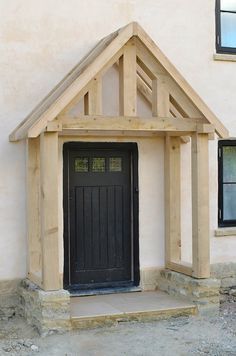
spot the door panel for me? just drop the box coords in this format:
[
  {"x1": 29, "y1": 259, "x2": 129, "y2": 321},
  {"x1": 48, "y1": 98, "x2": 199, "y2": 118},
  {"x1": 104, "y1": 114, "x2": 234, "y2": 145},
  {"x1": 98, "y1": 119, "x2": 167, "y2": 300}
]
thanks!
[{"x1": 63, "y1": 143, "x2": 139, "y2": 290}]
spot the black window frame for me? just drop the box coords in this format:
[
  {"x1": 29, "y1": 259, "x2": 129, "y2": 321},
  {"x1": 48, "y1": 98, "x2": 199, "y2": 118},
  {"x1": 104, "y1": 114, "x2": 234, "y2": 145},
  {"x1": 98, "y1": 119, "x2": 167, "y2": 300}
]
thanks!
[
  {"x1": 216, "y1": 0, "x2": 236, "y2": 54},
  {"x1": 218, "y1": 140, "x2": 236, "y2": 227}
]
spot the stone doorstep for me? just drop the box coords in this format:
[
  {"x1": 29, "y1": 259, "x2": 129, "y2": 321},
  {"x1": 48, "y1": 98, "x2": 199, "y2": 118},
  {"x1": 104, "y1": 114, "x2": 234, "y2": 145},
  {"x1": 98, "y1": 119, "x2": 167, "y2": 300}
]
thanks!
[
  {"x1": 69, "y1": 291, "x2": 197, "y2": 330},
  {"x1": 18, "y1": 280, "x2": 197, "y2": 334},
  {"x1": 2, "y1": 266, "x2": 236, "y2": 332},
  {"x1": 71, "y1": 306, "x2": 197, "y2": 330},
  {"x1": 36, "y1": 307, "x2": 197, "y2": 334},
  {"x1": 13, "y1": 271, "x2": 236, "y2": 334}
]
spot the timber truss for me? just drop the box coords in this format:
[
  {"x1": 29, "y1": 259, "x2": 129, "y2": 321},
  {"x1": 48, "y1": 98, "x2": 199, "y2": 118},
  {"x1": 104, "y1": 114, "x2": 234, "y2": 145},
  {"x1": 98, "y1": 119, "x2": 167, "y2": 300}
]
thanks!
[{"x1": 10, "y1": 22, "x2": 228, "y2": 291}]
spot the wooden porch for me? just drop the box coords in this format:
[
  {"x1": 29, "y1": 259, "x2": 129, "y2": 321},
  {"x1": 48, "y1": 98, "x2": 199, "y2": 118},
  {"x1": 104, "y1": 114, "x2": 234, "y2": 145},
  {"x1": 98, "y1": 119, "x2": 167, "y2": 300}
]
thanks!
[{"x1": 9, "y1": 22, "x2": 228, "y2": 292}]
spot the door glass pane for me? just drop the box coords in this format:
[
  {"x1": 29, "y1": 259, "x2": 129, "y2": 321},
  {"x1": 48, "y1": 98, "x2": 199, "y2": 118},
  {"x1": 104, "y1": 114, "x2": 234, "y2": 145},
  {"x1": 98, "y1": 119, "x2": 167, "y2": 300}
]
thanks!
[
  {"x1": 75, "y1": 158, "x2": 88, "y2": 172},
  {"x1": 92, "y1": 158, "x2": 105, "y2": 172},
  {"x1": 109, "y1": 157, "x2": 122, "y2": 172},
  {"x1": 221, "y1": 0, "x2": 236, "y2": 11},
  {"x1": 221, "y1": 12, "x2": 236, "y2": 47},
  {"x1": 223, "y1": 184, "x2": 236, "y2": 220},
  {"x1": 223, "y1": 146, "x2": 236, "y2": 182}
]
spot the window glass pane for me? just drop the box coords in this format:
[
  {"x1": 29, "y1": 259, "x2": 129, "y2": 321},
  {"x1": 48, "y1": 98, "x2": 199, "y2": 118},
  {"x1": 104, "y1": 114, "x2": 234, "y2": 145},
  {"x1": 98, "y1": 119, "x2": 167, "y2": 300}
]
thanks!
[
  {"x1": 223, "y1": 184, "x2": 236, "y2": 220},
  {"x1": 221, "y1": 12, "x2": 236, "y2": 47},
  {"x1": 223, "y1": 146, "x2": 236, "y2": 182},
  {"x1": 92, "y1": 158, "x2": 105, "y2": 172},
  {"x1": 109, "y1": 157, "x2": 122, "y2": 172},
  {"x1": 75, "y1": 158, "x2": 88, "y2": 172},
  {"x1": 221, "y1": 0, "x2": 236, "y2": 11}
]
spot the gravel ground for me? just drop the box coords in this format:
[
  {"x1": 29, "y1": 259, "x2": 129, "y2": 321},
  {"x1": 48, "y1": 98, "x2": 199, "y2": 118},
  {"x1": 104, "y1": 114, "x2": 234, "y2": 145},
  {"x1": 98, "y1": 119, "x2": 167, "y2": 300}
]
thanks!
[{"x1": 0, "y1": 302, "x2": 235, "y2": 356}]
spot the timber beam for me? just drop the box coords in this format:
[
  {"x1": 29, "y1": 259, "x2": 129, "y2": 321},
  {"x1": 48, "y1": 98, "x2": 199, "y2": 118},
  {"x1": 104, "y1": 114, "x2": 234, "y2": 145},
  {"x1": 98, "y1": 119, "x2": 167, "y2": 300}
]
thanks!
[{"x1": 55, "y1": 115, "x2": 214, "y2": 135}]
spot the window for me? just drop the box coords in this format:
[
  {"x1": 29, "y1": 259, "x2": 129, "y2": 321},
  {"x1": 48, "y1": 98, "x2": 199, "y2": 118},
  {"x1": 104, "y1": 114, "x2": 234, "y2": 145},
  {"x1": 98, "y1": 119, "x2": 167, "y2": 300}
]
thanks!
[
  {"x1": 216, "y1": 0, "x2": 236, "y2": 53},
  {"x1": 92, "y1": 157, "x2": 106, "y2": 172},
  {"x1": 109, "y1": 157, "x2": 122, "y2": 172},
  {"x1": 75, "y1": 158, "x2": 89, "y2": 172},
  {"x1": 218, "y1": 141, "x2": 236, "y2": 226}
]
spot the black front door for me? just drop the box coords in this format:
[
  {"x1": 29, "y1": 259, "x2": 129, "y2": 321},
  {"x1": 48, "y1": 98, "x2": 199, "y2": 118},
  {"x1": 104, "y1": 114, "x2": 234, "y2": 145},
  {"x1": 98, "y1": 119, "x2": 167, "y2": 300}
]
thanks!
[{"x1": 63, "y1": 143, "x2": 139, "y2": 290}]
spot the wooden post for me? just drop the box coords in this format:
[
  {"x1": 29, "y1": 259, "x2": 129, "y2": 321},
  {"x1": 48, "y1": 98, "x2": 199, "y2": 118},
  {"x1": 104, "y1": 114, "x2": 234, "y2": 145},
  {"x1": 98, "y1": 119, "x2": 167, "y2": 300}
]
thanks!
[
  {"x1": 119, "y1": 40, "x2": 137, "y2": 116},
  {"x1": 84, "y1": 78, "x2": 102, "y2": 115},
  {"x1": 27, "y1": 137, "x2": 42, "y2": 286},
  {"x1": 165, "y1": 136, "x2": 181, "y2": 265},
  {"x1": 191, "y1": 133, "x2": 210, "y2": 278},
  {"x1": 155, "y1": 74, "x2": 182, "y2": 266},
  {"x1": 40, "y1": 132, "x2": 61, "y2": 290}
]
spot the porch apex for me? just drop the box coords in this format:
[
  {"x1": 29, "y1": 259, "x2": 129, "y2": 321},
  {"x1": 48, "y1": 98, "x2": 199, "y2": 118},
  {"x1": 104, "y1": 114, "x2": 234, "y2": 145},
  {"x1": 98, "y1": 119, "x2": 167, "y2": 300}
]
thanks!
[{"x1": 9, "y1": 22, "x2": 228, "y2": 142}]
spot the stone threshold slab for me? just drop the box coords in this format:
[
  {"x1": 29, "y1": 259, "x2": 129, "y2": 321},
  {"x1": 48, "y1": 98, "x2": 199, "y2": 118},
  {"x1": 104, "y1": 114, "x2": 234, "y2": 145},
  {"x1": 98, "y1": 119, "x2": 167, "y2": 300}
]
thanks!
[{"x1": 70, "y1": 291, "x2": 197, "y2": 329}]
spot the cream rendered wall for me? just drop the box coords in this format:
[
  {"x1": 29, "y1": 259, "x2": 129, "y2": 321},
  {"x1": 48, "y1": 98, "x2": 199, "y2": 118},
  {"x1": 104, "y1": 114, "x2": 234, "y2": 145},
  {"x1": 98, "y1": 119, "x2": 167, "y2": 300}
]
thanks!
[{"x1": 1, "y1": 0, "x2": 236, "y2": 280}]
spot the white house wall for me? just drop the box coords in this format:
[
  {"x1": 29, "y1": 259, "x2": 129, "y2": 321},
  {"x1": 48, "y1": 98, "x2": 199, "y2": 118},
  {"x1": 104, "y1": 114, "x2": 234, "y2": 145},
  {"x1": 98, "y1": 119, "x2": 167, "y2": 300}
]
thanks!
[{"x1": 1, "y1": 0, "x2": 236, "y2": 281}]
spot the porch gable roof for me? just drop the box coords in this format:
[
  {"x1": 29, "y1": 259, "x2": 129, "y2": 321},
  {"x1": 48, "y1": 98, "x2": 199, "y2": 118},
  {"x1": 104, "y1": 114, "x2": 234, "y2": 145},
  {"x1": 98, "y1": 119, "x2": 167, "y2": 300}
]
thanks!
[{"x1": 9, "y1": 22, "x2": 228, "y2": 141}]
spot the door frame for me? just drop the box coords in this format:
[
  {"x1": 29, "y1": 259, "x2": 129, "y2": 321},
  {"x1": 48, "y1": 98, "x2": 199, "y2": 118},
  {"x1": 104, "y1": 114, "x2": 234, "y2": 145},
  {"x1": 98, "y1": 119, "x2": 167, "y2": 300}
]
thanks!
[{"x1": 63, "y1": 142, "x2": 140, "y2": 290}]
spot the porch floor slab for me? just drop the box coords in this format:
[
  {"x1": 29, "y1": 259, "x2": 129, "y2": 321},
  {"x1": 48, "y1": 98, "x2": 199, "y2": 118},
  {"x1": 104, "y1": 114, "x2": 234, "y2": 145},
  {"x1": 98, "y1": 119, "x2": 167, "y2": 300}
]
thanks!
[{"x1": 70, "y1": 291, "x2": 197, "y2": 329}]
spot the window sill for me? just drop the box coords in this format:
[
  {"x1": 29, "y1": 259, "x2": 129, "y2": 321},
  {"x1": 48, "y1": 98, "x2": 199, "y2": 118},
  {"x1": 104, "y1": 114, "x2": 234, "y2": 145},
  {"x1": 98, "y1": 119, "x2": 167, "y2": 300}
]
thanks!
[
  {"x1": 215, "y1": 227, "x2": 236, "y2": 237},
  {"x1": 213, "y1": 53, "x2": 236, "y2": 62}
]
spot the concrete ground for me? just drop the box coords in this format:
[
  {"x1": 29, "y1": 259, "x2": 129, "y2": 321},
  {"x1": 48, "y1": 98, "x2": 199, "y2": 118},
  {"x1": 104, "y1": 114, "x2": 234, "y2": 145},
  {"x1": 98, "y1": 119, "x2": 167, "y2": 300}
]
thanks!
[{"x1": 0, "y1": 302, "x2": 235, "y2": 356}]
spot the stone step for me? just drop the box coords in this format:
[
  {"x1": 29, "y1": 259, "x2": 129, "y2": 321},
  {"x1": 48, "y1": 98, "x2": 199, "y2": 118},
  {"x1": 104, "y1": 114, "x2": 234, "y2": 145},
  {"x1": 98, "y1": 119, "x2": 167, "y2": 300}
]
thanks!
[{"x1": 70, "y1": 291, "x2": 197, "y2": 330}]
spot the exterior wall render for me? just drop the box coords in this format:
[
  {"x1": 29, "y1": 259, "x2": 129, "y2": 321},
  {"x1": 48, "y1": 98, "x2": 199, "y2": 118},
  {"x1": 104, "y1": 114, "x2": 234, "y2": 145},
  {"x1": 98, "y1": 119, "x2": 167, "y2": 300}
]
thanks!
[{"x1": 0, "y1": 0, "x2": 236, "y2": 282}]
